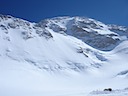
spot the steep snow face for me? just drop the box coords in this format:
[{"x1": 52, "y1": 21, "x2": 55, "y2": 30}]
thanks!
[
  {"x1": 0, "y1": 14, "x2": 106, "y2": 73},
  {"x1": 38, "y1": 16, "x2": 128, "y2": 51}
]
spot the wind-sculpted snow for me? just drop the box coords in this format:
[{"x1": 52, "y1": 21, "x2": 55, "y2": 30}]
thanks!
[{"x1": 117, "y1": 70, "x2": 128, "y2": 77}]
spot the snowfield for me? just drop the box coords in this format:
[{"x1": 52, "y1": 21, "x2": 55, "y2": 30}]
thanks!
[
  {"x1": 0, "y1": 15, "x2": 128, "y2": 96},
  {"x1": 89, "y1": 88, "x2": 128, "y2": 96}
]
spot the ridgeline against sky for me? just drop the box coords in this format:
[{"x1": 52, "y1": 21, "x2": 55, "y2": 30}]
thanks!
[{"x1": 0, "y1": 0, "x2": 128, "y2": 26}]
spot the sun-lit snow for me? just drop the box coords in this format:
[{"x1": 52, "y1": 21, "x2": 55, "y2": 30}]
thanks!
[{"x1": 0, "y1": 15, "x2": 128, "y2": 96}]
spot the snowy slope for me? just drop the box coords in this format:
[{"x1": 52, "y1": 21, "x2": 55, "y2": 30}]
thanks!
[{"x1": 0, "y1": 14, "x2": 128, "y2": 96}]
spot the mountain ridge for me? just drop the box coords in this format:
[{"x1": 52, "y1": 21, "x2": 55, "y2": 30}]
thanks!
[{"x1": 38, "y1": 16, "x2": 128, "y2": 51}]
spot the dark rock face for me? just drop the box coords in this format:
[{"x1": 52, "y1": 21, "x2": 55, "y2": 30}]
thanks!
[{"x1": 70, "y1": 25, "x2": 120, "y2": 51}]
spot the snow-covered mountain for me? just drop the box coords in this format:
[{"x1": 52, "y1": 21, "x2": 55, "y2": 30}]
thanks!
[
  {"x1": 0, "y1": 14, "x2": 128, "y2": 96},
  {"x1": 38, "y1": 16, "x2": 128, "y2": 51}
]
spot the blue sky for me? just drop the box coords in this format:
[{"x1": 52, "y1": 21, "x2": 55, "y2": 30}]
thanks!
[{"x1": 0, "y1": 0, "x2": 128, "y2": 26}]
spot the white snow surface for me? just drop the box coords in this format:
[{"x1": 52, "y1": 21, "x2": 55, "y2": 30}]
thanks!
[{"x1": 0, "y1": 15, "x2": 128, "y2": 96}]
